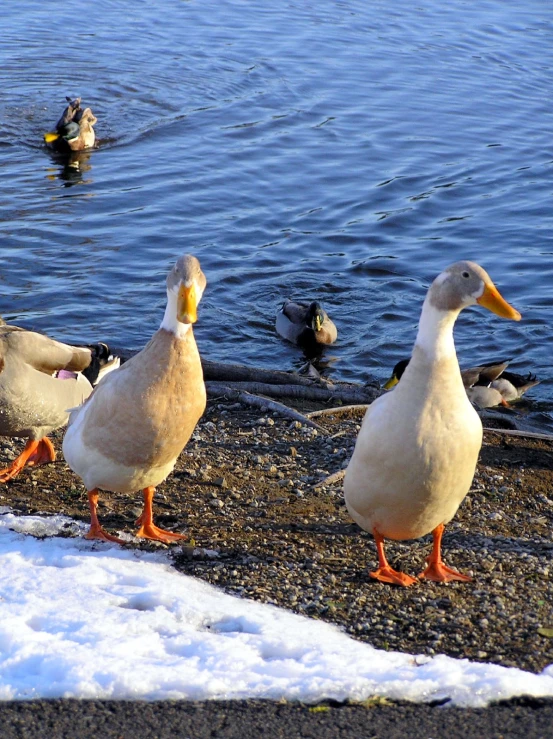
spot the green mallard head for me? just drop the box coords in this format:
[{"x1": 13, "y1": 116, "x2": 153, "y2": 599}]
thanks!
[
  {"x1": 308, "y1": 301, "x2": 325, "y2": 333},
  {"x1": 383, "y1": 358, "x2": 410, "y2": 390}
]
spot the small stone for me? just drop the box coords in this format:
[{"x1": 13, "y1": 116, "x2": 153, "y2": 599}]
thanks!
[{"x1": 210, "y1": 499, "x2": 224, "y2": 509}]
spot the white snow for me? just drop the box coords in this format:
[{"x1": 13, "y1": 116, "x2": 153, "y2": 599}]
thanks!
[{"x1": 0, "y1": 512, "x2": 552, "y2": 706}]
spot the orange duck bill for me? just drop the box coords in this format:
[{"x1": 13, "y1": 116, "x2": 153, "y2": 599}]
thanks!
[{"x1": 477, "y1": 282, "x2": 521, "y2": 321}]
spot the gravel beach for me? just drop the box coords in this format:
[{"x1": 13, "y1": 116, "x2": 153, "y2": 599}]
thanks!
[{"x1": 0, "y1": 396, "x2": 552, "y2": 736}]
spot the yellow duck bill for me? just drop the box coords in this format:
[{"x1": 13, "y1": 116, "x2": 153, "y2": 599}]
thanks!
[
  {"x1": 383, "y1": 374, "x2": 399, "y2": 390},
  {"x1": 177, "y1": 283, "x2": 198, "y2": 324}
]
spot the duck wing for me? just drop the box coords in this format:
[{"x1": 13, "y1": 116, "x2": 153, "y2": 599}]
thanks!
[
  {"x1": 1, "y1": 326, "x2": 92, "y2": 375},
  {"x1": 280, "y1": 300, "x2": 309, "y2": 324}
]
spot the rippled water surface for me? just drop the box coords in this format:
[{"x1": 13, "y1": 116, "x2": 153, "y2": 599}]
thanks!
[{"x1": 1, "y1": 1, "x2": 553, "y2": 423}]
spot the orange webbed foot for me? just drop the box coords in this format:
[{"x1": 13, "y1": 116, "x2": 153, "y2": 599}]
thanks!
[
  {"x1": 370, "y1": 566, "x2": 417, "y2": 587},
  {"x1": 0, "y1": 464, "x2": 24, "y2": 483},
  {"x1": 370, "y1": 528, "x2": 417, "y2": 587},
  {"x1": 135, "y1": 486, "x2": 187, "y2": 543},
  {"x1": 26, "y1": 438, "x2": 56, "y2": 466},
  {"x1": 0, "y1": 438, "x2": 56, "y2": 482},
  {"x1": 135, "y1": 522, "x2": 187, "y2": 543},
  {"x1": 85, "y1": 524, "x2": 126, "y2": 545},
  {"x1": 419, "y1": 561, "x2": 472, "y2": 583},
  {"x1": 419, "y1": 523, "x2": 472, "y2": 583}
]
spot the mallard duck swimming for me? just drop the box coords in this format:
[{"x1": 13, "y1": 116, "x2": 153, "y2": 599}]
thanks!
[
  {"x1": 385, "y1": 358, "x2": 538, "y2": 407},
  {"x1": 276, "y1": 300, "x2": 337, "y2": 350},
  {"x1": 62, "y1": 254, "x2": 207, "y2": 544},
  {"x1": 44, "y1": 97, "x2": 97, "y2": 152},
  {"x1": 344, "y1": 261, "x2": 520, "y2": 587},
  {"x1": 0, "y1": 326, "x2": 118, "y2": 482}
]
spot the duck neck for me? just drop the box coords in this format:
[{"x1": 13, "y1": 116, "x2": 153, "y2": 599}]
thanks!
[
  {"x1": 160, "y1": 290, "x2": 191, "y2": 339},
  {"x1": 414, "y1": 295, "x2": 460, "y2": 363}
]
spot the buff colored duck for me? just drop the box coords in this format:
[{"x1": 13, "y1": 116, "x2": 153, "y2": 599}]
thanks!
[
  {"x1": 344, "y1": 261, "x2": 521, "y2": 587},
  {"x1": 0, "y1": 325, "x2": 118, "y2": 482},
  {"x1": 276, "y1": 300, "x2": 337, "y2": 350},
  {"x1": 44, "y1": 97, "x2": 97, "y2": 152},
  {"x1": 62, "y1": 254, "x2": 207, "y2": 544}
]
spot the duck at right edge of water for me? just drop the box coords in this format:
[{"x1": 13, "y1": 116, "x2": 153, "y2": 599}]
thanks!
[
  {"x1": 384, "y1": 357, "x2": 539, "y2": 408},
  {"x1": 344, "y1": 261, "x2": 521, "y2": 587}
]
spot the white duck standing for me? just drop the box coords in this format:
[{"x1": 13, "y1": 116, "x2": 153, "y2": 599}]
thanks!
[
  {"x1": 344, "y1": 261, "x2": 521, "y2": 586},
  {"x1": 63, "y1": 254, "x2": 207, "y2": 544}
]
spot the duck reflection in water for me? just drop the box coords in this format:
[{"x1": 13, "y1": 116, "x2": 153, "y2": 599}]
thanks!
[{"x1": 46, "y1": 149, "x2": 93, "y2": 188}]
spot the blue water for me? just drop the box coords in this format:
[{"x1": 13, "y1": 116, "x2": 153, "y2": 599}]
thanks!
[{"x1": 1, "y1": 1, "x2": 552, "y2": 421}]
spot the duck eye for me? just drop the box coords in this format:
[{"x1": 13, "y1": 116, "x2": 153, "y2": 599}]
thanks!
[{"x1": 462, "y1": 271, "x2": 470, "y2": 278}]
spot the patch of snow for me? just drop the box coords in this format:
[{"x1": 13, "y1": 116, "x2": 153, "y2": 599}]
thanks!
[{"x1": 0, "y1": 514, "x2": 552, "y2": 706}]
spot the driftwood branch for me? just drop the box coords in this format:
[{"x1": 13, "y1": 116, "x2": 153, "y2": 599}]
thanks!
[
  {"x1": 478, "y1": 408, "x2": 553, "y2": 436},
  {"x1": 307, "y1": 404, "x2": 370, "y2": 418},
  {"x1": 205, "y1": 384, "x2": 327, "y2": 432},
  {"x1": 314, "y1": 469, "x2": 346, "y2": 488},
  {"x1": 206, "y1": 380, "x2": 378, "y2": 405},
  {"x1": 202, "y1": 359, "x2": 325, "y2": 388},
  {"x1": 483, "y1": 427, "x2": 553, "y2": 442}
]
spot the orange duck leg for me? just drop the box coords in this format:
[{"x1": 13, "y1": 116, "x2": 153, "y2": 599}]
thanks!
[
  {"x1": 135, "y1": 486, "x2": 187, "y2": 543},
  {"x1": 85, "y1": 489, "x2": 125, "y2": 544},
  {"x1": 419, "y1": 523, "x2": 472, "y2": 582},
  {"x1": 370, "y1": 529, "x2": 417, "y2": 587},
  {"x1": 0, "y1": 438, "x2": 56, "y2": 482}
]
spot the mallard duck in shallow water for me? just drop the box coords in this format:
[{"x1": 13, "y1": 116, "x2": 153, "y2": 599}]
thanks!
[
  {"x1": 489, "y1": 369, "x2": 540, "y2": 402},
  {"x1": 63, "y1": 254, "x2": 207, "y2": 544},
  {"x1": 344, "y1": 261, "x2": 520, "y2": 587},
  {"x1": 465, "y1": 367, "x2": 539, "y2": 408},
  {"x1": 384, "y1": 358, "x2": 538, "y2": 407},
  {"x1": 276, "y1": 300, "x2": 337, "y2": 351},
  {"x1": 44, "y1": 97, "x2": 97, "y2": 152},
  {"x1": 0, "y1": 325, "x2": 119, "y2": 482}
]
